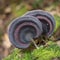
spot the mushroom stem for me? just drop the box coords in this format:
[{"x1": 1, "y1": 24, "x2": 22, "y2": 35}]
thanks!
[{"x1": 30, "y1": 38, "x2": 39, "y2": 49}]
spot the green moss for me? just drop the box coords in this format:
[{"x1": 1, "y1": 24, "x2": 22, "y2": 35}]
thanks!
[
  {"x1": 3, "y1": 48, "x2": 20, "y2": 60},
  {"x1": 15, "y1": 7, "x2": 27, "y2": 16},
  {"x1": 3, "y1": 42, "x2": 60, "y2": 60},
  {"x1": 11, "y1": 4, "x2": 28, "y2": 17},
  {"x1": 54, "y1": 15, "x2": 60, "y2": 31}
]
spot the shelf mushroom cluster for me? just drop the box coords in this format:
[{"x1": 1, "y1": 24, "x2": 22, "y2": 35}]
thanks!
[{"x1": 8, "y1": 10, "x2": 55, "y2": 49}]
